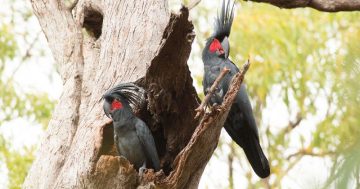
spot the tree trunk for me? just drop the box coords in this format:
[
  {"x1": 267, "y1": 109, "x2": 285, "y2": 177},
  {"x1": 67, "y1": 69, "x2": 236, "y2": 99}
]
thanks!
[{"x1": 24, "y1": 0, "x2": 250, "y2": 188}]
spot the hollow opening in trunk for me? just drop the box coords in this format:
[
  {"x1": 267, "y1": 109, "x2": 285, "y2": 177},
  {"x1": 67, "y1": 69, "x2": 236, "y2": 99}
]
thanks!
[
  {"x1": 83, "y1": 9, "x2": 103, "y2": 40},
  {"x1": 98, "y1": 106, "x2": 171, "y2": 175},
  {"x1": 99, "y1": 122, "x2": 117, "y2": 156}
]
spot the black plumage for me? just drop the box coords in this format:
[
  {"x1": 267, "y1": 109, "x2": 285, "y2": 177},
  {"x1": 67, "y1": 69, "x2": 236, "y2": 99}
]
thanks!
[
  {"x1": 202, "y1": 0, "x2": 270, "y2": 178},
  {"x1": 103, "y1": 83, "x2": 160, "y2": 172}
]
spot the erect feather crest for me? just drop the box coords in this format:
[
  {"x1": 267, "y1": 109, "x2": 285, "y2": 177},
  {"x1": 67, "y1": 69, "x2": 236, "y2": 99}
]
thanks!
[
  {"x1": 103, "y1": 82, "x2": 145, "y2": 111},
  {"x1": 212, "y1": 0, "x2": 235, "y2": 39}
]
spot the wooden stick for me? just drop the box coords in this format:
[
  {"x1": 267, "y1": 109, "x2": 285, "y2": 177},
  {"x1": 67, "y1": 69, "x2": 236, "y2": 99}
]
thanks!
[
  {"x1": 194, "y1": 59, "x2": 251, "y2": 119},
  {"x1": 194, "y1": 67, "x2": 230, "y2": 119}
]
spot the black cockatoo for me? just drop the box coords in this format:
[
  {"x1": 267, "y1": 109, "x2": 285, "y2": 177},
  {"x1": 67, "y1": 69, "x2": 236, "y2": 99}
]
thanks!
[
  {"x1": 202, "y1": 0, "x2": 270, "y2": 178},
  {"x1": 102, "y1": 83, "x2": 160, "y2": 172}
]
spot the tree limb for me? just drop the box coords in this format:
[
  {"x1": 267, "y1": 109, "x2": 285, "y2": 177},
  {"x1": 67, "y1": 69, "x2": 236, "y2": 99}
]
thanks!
[
  {"x1": 161, "y1": 60, "x2": 251, "y2": 189},
  {"x1": 7, "y1": 31, "x2": 41, "y2": 80},
  {"x1": 287, "y1": 148, "x2": 336, "y2": 160},
  {"x1": 245, "y1": 0, "x2": 360, "y2": 12},
  {"x1": 279, "y1": 112, "x2": 303, "y2": 134},
  {"x1": 194, "y1": 67, "x2": 230, "y2": 119}
]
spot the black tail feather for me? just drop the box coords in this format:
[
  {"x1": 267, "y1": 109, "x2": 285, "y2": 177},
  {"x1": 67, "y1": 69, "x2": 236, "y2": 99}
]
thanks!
[
  {"x1": 224, "y1": 124, "x2": 270, "y2": 178},
  {"x1": 242, "y1": 134, "x2": 270, "y2": 178}
]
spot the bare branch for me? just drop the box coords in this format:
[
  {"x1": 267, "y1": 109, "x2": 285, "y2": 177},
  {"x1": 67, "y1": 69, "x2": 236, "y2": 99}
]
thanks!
[
  {"x1": 7, "y1": 31, "x2": 41, "y2": 80},
  {"x1": 281, "y1": 112, "x2": 303, "y2": 134},
  {"x1": 194, "y1": 67, "x2": 230, "y2": 119},
  {"x1": 287, "y1": 148, "x2": 336, "y2": 160},
  {"x1": 228, "y1": 143, "x2": 235, "y2": 189},
  {"x1": 289, "y1": 113, "x2": 302, "y2": 129},
  {"x1": 246, "y1": 0, "x2": 360, "y2": 12}
]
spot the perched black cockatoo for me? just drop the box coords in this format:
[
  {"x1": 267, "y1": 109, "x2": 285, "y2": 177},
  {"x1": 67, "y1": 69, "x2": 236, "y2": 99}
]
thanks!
[
  {"x1": 102, "y1": 83, "x2": 160, "y2": 172},
  {"x1": 202, "y1": 0, "x2": 270, "y2": 178}
]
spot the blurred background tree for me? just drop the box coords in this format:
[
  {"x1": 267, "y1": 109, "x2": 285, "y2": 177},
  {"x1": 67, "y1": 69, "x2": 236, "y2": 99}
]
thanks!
[
  {"x1": 1, "y1": 0, "x2": 359, "y2": 188},
  {"x1": 0, "y1": 1, "x2": 57, "y2": 188}
]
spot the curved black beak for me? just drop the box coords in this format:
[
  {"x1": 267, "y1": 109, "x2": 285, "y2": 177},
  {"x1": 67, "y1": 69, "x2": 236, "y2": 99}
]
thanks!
[{"x1": 103, "y1": 101, "x2": 112, "y2": 119}]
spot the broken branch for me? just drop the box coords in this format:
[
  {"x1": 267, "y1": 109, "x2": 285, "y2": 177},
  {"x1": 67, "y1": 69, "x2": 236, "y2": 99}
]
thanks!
[
  {"x1": 194, "y1": 67, "x2": 230, "y2": 119},
  {"x1": 194, "y1": 59, "x2": 251, "y2": 119},
  {"x1": 162, "y1": 60, "x2": 251, "y2": 188}
]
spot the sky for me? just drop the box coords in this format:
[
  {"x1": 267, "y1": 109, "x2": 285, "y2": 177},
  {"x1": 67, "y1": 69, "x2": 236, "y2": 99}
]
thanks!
[{"x1": 0, "y1": 0, "x2": 335, "y2": 188}]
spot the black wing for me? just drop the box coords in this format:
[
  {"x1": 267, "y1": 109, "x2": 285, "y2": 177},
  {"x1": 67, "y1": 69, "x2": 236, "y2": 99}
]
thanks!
[
  {"x1": 135, "y1": 119, "x2": 160, "y2": 171},
  {"x1": 235, "y1": 84, "x2": 259, "y2": 137},
  {"x1": 203, "y1": 65, "x2": 226, "y2": 105},
  {"x1": 224, "y1": 84, "x2": 270, "y2": 178}
]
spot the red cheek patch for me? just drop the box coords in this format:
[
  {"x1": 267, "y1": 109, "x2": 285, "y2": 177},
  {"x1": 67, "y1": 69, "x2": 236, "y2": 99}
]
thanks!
[
  {"x1": 111, "y1": 100, "x2": 123, "y2": 110},
  {"x1": 209, "y1": 38, "x2": 222, "y2": 53}
]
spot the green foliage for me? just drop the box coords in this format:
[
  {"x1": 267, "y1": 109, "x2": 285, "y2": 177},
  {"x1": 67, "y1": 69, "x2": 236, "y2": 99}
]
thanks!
[
  {"x1": 0, "y1": 135, "x2": 35, "y2": 189},
  {"x1": 322, "y1": 26, "x2": 360, "y2": 189},
  {"x1": 0, "y1": 80, "x2": 55, "y2": 126},
  {"x1": 0, "y1": 25, "x2": 16, "y2": 64},
  {"x1": 0, "y1": 4, "x2": 56, "y2": 188}
]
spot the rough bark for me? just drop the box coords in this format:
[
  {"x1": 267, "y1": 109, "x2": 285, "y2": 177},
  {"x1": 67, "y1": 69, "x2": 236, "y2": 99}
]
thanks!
[
  {"x1": 25, "y1": 0, "x2": 206, "y2": 188},
  {"x1": 25, "y1": 0, "x2": 171, "y2": 188},
  {"x1": 246, "y1": 0, "x2": 360, "y2": 12}
]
